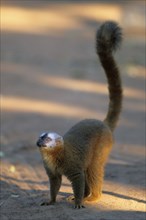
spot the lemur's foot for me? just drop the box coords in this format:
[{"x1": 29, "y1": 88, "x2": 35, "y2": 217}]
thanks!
[
  {"x1": 66, "y1": 195, "x2": 75, "y2": 202},
  {"x1": 74, "y1": 204, "x2": 85, "y2": 209}
]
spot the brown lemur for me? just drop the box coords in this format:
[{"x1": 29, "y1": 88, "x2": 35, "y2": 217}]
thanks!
[{"x1": 36, "y1": 21, "x2": 123, "y2": 209}]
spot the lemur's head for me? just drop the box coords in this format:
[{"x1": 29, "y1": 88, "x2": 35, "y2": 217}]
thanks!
[{"x1": 36, "y1": 132, "x2": 64, "y2": 149}]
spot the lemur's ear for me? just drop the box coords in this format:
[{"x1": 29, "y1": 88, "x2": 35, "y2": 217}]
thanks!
[{"x1": 40, "y1": 132, "x2": 47, "y2": 138}]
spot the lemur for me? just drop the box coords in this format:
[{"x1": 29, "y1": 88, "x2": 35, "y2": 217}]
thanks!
[{"x1": 36, "y1": 21, "x2": 123, "y2": 209}]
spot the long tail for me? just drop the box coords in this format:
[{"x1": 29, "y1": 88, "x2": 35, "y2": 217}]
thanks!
[{"x1": 96, "y1": 21, "x2": 123, "y2": 131}]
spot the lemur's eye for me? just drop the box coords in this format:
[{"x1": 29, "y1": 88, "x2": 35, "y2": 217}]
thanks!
[{"x1": 45, "y1": 137, "x2": 52, "y2": 142}]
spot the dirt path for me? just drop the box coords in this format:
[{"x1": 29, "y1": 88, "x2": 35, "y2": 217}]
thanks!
[{"x1": 1, "y1": 1, "x2": 146, "y2": 220}]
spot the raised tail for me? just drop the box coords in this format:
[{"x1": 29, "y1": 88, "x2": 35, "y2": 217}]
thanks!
[{"x1": 96, "y1": 21, "x2": 123, "y2": 131}]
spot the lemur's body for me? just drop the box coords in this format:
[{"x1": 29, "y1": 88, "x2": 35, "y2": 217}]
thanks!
[{"x1": 37, "y1": 21, "x2": 123, "y2": 208}]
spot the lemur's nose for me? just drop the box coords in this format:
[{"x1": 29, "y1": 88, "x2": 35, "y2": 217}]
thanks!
[{"x1": 36, "y1": 140, "x2": 42, "y2": 147}]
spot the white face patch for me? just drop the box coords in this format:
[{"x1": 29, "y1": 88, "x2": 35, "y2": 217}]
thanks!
[{"x1": 39, "y1": 132, "x2": 64, "y2": 148}]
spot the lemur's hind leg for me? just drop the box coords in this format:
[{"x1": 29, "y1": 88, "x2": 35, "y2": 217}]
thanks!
[
  {"x1": 84, "y1": 134, "x2": 113, "y2": 203},
  {"x1": 84, "y1": 165, "x2": 104, "y2": 202}
]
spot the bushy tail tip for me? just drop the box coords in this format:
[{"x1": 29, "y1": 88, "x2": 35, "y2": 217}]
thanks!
[{"x1": 96, "y1": 21, "x2": 123, "y2": 53}]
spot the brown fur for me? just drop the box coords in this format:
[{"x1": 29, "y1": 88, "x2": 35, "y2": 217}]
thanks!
[
  {"x1": 84, "y1": 128, "x2": 113, "y2": 202},
  {"x1": 40, "y1": 146, "x2": 64, "y2": 174},
  {"x1": 37, "y1": 21, "x2": 123, "y2": 208}
]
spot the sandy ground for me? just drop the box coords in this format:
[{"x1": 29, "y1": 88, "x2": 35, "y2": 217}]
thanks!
[{"x1": 1, "y1": 1, "x2": 146, "y2": 220}]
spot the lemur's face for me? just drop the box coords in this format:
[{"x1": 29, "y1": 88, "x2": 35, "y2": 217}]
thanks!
[{"x1": 36, "y1": 132, "x2": 63, "y2": 149}]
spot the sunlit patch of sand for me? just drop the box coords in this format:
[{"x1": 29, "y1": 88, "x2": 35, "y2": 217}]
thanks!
[{"x1": 1, "y1": 4, "x2": 122, "y2": 34}]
